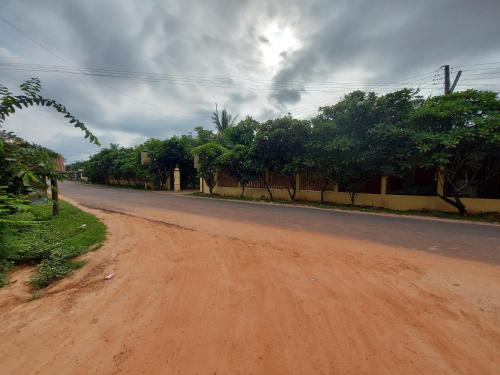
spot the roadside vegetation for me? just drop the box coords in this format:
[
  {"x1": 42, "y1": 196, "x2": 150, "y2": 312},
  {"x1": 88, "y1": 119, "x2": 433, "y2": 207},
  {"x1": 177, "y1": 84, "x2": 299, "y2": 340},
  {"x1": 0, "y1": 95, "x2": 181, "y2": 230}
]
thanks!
[
  {"x1": 0, "y1": 200, "x2": 105, "y2": 288},
  {"x1": 1, "y1": 78, "x2": 103, "y2": 289},
  {"x1": 79, "y1": 89, "x2": 500, "y2": 216}
]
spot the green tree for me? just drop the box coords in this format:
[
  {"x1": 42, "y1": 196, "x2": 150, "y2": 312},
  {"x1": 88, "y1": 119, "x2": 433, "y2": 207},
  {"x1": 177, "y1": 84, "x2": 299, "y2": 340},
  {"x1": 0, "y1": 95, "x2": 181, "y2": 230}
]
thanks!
[
  {"x1": 192, "y1": 142, "x2": 227, "y2": 194},
  {"x1": 410, "y1": 90, "x2": 500, "y2": 215},
  {"x1": 306, "y1": 122, "x2": 341, "y2": 203},
  {"x1": 254, "y1": 116, "x2": 311, "y2": 200},
  {"x1": 193, "y1": 126, "x2": 216, "y2": 145},
  {"x1": 217, "y1": 144, "x2": 260, "y2": 197},
  {"x1": 1, "y1": 78, "x2": 99, "y2": 215},
  {"x1": 146, "y1": 136, "x2": 197, "y2": 189},
  {"x1": 315, "y1": 91, "x2": 384, "y2": 204},
  {"x1": 369, "y1": 89, "x2": 423, "y2": 176},
  {"x1": 221, "y1": 116, "x2": 259, "y2": 148}
]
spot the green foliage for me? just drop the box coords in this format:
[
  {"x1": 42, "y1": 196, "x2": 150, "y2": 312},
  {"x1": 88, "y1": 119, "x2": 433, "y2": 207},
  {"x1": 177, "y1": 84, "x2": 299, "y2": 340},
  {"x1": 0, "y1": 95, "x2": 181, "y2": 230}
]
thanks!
[
  {"x1": 145, "y1": 136, "x2": 197, "y2": 189},
  {"x1": 410, "y1": 90, "x2": 500, "y2": 214},
  {"x1": 221, "y1": 116, "x2": 259, "y2": 147},
  {"x1": 0, "y1": 78, "x2": 99, "y2": 145},
  {"x1": 254, "y1": 116, "x2": 311, "y2": 199},
  {"x1": 217, "y1": 144, "x2": 260, "y2": 197},
  {"x1": 1, "y1": 78, "x2": 100, "y2": 219},
  {"x1": 0, "y1": 201, "x2": 105, "y2": 289},
  {"x1": 313, "y1": 89, "x2": 420, "y2": 204},
  {"x1": 84, "y1": 135, "x2": 198, "y2": 190},
  {"x1": 306, "y1": 121, "x2": 341, "y2": 202},
  {"x1": 193, "y1": 126, "x2": 216, "y2": 145},
  {"x1": 0, "y1": 186, "x2": 29, "y2": 217},
  {"x1": 0, "y1": 131, "x2": 59, "y2": 195},
  {"x1": 192, "y1": 142, "x2": 227, "y2": 193}
]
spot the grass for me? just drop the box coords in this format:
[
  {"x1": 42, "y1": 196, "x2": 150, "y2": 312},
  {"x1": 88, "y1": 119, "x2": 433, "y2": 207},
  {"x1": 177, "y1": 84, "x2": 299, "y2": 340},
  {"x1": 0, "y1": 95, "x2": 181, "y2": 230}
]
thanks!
[
  {"x1": 0, "y1": 200, "x2": 106, "y2": 289},
  {"x1": 190, "y1": 192, "x2": 500, "y2": 224}
]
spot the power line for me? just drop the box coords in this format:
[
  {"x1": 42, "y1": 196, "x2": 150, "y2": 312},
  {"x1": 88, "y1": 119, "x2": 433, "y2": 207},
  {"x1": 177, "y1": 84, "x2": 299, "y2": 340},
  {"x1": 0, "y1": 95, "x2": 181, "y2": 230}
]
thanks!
[
  {"x1": 0, "y1": 62, "x2": 441, "y2": 91},
  {"x1": 452, "y1": 61, "x2": 500, "y2": 68},
  {"x1": 0, "y1": 13, "x2": 173, "y2": 113}
]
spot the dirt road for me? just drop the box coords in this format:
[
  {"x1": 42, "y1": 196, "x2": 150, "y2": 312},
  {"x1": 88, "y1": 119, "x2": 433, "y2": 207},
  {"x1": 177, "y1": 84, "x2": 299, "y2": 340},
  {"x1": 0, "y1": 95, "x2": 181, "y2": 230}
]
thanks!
[{"x1": 1, "y1": 183, "x2": 499, "y2": 374}]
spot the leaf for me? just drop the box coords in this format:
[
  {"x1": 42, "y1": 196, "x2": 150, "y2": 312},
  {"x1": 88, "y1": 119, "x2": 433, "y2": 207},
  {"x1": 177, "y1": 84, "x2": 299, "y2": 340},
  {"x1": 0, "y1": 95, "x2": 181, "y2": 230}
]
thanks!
[{"x1": 22, "y1": 173, "x2": 32, "y2": 186}]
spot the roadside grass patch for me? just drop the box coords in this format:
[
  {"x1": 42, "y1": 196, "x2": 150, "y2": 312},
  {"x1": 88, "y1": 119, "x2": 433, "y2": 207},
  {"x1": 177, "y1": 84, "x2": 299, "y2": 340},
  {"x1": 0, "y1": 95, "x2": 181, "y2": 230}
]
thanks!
[
  {"x1": 0, "y1": 200, "x2": 105, "y2": 289},
  {"x1": 190, "y1": 192, "x2": 500, "y2": 224}
]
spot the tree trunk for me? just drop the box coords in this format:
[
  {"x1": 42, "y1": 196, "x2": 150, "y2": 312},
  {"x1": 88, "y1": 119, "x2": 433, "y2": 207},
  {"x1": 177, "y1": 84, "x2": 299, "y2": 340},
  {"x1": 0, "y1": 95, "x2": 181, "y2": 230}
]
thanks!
[
  {"x1": 287, "y1": 176, "x2": 296, "y2": 200},
  {"x1": 320, "y1": 181, "x2": 329, "y2": 204},
  {"x1": 286, "y1": 187, "x2": 296, "y2": 200},
  {"x1": 240, "y1": 183, "x2": 245, "y2": 198},
  {"x1": 208, "y1": 182, "x2": 214, "y2": 194},
  {"x1": 264, "y1": 182, "x2": 274, "y2": 201},
  {"x1": 437, "y1": 193, "x2": 467, "y2": 216},
  {"x1": 349, "y1": 191, "x2": 357, "y2": 205},
  {"x1": 51, "y1": 178, "x2": 59, "y2": 216}
]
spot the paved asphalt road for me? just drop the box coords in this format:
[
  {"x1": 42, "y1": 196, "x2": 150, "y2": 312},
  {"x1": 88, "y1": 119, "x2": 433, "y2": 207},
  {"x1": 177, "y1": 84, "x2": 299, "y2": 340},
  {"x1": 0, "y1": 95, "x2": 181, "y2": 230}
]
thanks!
[{"x1": 60, "y1": 182, "x2": 500, "y2": 265}]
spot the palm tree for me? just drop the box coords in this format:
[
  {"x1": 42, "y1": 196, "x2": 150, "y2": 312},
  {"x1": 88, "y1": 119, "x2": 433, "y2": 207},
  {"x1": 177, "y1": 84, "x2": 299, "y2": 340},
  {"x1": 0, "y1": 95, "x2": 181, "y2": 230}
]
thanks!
[{"x1": 211, "y1": 103, "x2": 238, "y2": 134}]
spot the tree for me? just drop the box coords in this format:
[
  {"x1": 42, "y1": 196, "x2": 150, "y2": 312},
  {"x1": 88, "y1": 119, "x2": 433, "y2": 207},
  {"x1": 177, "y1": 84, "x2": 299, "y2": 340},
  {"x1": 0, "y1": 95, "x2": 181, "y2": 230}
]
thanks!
[
  {"x1": 254, "y1": 116, "x2": 311, "y2": 200},
  {"x1": 211, "y1": 104, "x2": 238, "y2": 135},
  {"x1": 84, "y1": 145, "x2": 119, "y2": 185},
  {"x1": 221, "y1": 116, "x2": 259, "y2": 148},
  {"x1": 1, "y1": 78, "x2": 99, "y2": 215},
  {"x1": 217, "y1": 144, "x2": 260, "y2": 197},
  {"x1": 0, "y1": 131, "x2": 57, "y2": 193},
  {"x1": 192, "y1": 142, "x2": 227, "y2": 194},
  {"x1": 410, "y1": 90, "x2": 500, "y2": 215},
  {"x1": 193, "y1": 126, "x2": 215, "y2": 145},
  {"x1": 146, "y1": 136, "x2": 197, "y2": 189},
  {"x1": 315, "y1": 91, "x2": 391, "y2": 204},
  {"x1": 369, "y1": 89, "x2": 423, "y2": 177},
  {"x1": 306, "y1": 121, "x2": 341, "y2": 203}
]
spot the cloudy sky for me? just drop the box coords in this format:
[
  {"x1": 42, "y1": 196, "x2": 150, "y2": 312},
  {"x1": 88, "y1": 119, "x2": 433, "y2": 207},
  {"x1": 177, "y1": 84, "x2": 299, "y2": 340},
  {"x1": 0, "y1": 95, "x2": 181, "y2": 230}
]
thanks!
[{"x1": 1, "y1": 0, "x2": 499, "y2": 161}]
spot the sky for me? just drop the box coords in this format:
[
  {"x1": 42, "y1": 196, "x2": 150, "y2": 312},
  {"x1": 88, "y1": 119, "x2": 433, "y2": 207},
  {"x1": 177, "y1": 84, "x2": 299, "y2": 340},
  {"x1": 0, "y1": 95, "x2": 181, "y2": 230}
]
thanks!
[{"x1": 1, "y1": 0, "x2": 499, "y2": 162}]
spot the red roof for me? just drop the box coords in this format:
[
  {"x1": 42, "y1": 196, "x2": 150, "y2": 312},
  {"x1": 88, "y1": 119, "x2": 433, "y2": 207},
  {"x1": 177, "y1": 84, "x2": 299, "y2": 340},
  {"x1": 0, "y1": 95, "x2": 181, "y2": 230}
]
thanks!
[{"x1": 52, "y1": 156, "x2": 66, "y2": 172}]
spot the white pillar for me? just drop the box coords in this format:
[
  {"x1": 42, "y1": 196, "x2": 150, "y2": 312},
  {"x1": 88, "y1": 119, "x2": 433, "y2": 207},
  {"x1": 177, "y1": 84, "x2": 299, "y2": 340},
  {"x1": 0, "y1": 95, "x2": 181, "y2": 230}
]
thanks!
[{"x1": 174, "y1": 166, "x2": 181, "y2": 192}]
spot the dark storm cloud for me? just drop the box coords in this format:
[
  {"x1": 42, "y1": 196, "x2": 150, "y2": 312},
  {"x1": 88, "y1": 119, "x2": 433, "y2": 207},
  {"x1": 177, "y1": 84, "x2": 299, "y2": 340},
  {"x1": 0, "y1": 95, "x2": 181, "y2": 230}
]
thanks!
[{"x1": 270, "y1": 0, "x2": 500, "y2": 105}]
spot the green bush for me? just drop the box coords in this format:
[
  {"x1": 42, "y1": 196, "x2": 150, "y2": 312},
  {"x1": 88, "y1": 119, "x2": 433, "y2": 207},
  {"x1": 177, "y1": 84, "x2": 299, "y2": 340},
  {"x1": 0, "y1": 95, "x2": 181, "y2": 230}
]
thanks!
[{"x1": 0, "y1": 200, "x2": 105, "y2": 288}]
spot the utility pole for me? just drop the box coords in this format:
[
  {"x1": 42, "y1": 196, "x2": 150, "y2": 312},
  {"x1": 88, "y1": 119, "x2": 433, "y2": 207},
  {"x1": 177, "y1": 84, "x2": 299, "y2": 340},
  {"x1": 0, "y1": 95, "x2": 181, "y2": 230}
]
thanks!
[
  {"x1": 444, "y1": 65, "x2": 451, "y2": 94},
  {"x1": 443, "y1": 64, "x2": 462, "y2": 94}
]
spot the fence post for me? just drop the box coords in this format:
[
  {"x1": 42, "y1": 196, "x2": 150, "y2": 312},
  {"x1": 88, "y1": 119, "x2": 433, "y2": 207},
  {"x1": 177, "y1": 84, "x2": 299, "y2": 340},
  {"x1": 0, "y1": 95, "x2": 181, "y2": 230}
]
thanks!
[
  {"x1": 437, "y1": 167, "x2": 445, "y2": 196},
  {"x1": 380, "y1": 176, "x2": 387, "y2": 195}
]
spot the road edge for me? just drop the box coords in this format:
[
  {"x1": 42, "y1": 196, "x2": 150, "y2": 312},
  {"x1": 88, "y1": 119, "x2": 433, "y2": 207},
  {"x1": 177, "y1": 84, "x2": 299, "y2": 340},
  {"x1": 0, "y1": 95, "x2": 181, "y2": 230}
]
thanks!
[{"x1": 181, "y1": 193, "x2": 500, "y2": 227}]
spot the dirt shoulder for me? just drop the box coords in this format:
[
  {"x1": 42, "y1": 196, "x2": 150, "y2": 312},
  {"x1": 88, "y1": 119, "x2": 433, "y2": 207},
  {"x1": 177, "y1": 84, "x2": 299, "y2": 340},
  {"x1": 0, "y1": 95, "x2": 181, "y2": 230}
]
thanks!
[{"x1": 1, "y1": 197, "x2": 499, "y2": 374}]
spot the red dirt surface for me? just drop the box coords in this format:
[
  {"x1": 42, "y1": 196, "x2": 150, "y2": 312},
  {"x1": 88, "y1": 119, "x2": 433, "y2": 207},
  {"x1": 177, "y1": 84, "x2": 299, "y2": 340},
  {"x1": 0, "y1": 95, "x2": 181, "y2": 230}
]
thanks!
[{"x1": 1, "y1": 197, "x2": 499, "y2": 374}]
